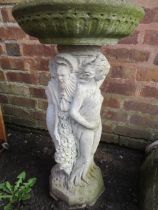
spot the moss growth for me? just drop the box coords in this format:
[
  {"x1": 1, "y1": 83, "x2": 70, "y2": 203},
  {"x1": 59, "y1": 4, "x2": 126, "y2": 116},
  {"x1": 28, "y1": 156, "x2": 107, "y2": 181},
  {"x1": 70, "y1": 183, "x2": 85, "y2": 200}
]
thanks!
[{"x1": 12, "y1": 0, "x2": 144, "y2": 45}]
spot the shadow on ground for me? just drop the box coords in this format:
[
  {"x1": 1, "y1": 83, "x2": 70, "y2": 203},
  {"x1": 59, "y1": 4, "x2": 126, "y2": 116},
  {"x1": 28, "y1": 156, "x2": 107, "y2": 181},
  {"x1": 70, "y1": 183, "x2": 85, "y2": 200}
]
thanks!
[{"x1": 0, "y1": 127, "x2": 144, "y2": 210}]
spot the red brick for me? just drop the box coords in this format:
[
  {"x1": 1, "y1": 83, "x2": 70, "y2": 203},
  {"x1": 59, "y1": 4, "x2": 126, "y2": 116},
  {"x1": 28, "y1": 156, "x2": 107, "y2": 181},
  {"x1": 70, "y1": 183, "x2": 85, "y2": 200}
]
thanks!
[
  {"x1": 0, "y1": 26, "x2": 27, "y2": 41},
  {"x1": 124, "y1": 0, "x2": 158, "y2": 9},
  {"x1": 102, "y1": 117, "x2": 114, "y2": 131},
  {"x1": 102, "y1": 123, "x2": 113, "y2": 134},
  {"x1": 1, "y1": 7, "x2": 16, "y2": 23},
  {"x1": 0, "y1": 44, "x2": 5, "y2": 55},
  {"x1": 37, "y1": 72, "x2": 50, "y2": 86},
  {"x1": 8, "y1": 96, "x2": 36, "y2": 108},
  {"x1": 6, "y1": 72, "x2": 37, "y2": 84},
  {"x1": 5, "y1": 115, "x2": 37, "y2": 128},
  {"x1": 136, "y1": 67, "x2": 158, "y2": 82},
  {"x1": 101, "y1": 133, "x2": 119, "y2": 144},
  {"x1": 0, "y1": 57, "x2": 24, "y2": 70},
  {"x1": 119, "y1": 136, "x2": 147, "y2": 150},
  {"x1": 0, "y1": 95, "x2": 8, "y2": 104},
  {"x1": 114, "y1": 125, "x2": 151, "y2": 139},
  {"x1": 0, "y1": 70, "x2": 5, "y2": 81},
  {"x1": 36, "y1": 120, "x2": 47, "y2": 129},
  {"x1": 0, "y1": 45, "x2": 3, "y2": 55},
  {"x1": 143, "y1": 30, "x2": 158, "y2": 45},
  {"x1": 30, "y1": 87, "x2": 46, "y2": 99},
  {"x1": 142, "y1": 8, "x2": 158, "y2": 24},
  {"x1": 37, "y1": 100, "x2": 48, "y2": 110},
  {"x1": 39, "y1": 58, "x2": 49, "y2": 71},
  {"x1": 129, "y1": 49, "x2": 150, "y2": 62},
  {"x1": 154, "y1": 54, "x2": 158, "y2": 65},
  {"x1": 103, "y1": 96, "x2": 120, "y2": 109},
  {"x1": 3, "y1": 105, "x2": 32, "y2": 120},
  {"x1": 103, "y1": 109, "x2": 128, "y2": 123},
  {"x1": 24, "y1": 58, "x2": 49, "y2": 71},
  {"x1": 32, "y1": 111, "x2": 46, "y2": 121},
  {"x1": 124, "y1": 100, "x2": 158, "y2": 115},
  {"x1": 22, "y1": 44, "x2": 55, "y2": 57},
  {"x1": 130, "y1": 114, "x2": 158, "y2": 130},
  {"x1": 6, "y1": 43, "x2": 21, "y2": 56},
  {"x1": 105, "y1": 81, "x2": 136, "y2": 96},
  {"x1": 102, "y1": 47, "x2": 150, "y2": 63},
  {"x1": 0, "y1": 10, "x2": 2, "y2": 22},
  {"x1": 110, "y1": 64, "x2": 136, "y2": 80},
  {"x1": 0, "y1": 83, "x2": 30, "y2": 96},
  {"x1": 140, "y1": 86, "x2": 158, "y2": 99},
  {"x1": 118, "y1": 31, "x2": 139, "y2": 44}
]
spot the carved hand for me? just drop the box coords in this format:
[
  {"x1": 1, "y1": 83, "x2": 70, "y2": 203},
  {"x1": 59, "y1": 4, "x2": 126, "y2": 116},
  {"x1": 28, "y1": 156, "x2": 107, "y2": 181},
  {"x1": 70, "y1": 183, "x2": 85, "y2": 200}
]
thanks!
[
  {"x1": 88, "y1": 120, "x2": 100, "y2": 129},
  {"x1": 70, "y1": 109, "x2": 95, "y2": 130}
]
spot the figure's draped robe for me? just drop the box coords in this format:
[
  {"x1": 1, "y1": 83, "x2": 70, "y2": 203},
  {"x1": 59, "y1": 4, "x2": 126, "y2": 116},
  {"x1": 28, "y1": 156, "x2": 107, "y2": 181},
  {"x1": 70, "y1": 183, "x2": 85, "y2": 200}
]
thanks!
[
  {"x1": 71, "y1": 81, "x2": 103, "y2": 159},
  {"x1": 46, "y1": 76, "x2": 77, "y2": 175}
]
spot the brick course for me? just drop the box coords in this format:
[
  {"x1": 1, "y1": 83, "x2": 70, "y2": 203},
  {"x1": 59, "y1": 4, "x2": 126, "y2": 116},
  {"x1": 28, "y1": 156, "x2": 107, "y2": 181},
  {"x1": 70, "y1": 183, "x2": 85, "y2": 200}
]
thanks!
[
  {"x1": 6, "y1": 42, "x2": 21, "y2": 56},
  {"x1": 0, "y1": 1, "x2": 158, "y2": 150},
  {"x1": 143, "y1": 30, "x2": 158, "y2": 45}
]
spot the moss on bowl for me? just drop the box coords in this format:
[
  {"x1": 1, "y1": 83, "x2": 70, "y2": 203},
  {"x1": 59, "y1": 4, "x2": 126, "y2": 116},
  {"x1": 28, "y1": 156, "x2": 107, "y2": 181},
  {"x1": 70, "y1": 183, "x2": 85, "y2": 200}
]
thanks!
[{"x1": 12, "y1": 0, "x2": 144, "y2": 45}]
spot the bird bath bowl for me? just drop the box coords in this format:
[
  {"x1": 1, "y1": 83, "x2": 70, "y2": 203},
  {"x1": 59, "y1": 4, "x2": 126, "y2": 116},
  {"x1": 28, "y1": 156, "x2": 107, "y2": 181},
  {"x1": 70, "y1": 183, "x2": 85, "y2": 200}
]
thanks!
[{"x1": 12, "y1": 0, "x2": 144, "y2": 45}]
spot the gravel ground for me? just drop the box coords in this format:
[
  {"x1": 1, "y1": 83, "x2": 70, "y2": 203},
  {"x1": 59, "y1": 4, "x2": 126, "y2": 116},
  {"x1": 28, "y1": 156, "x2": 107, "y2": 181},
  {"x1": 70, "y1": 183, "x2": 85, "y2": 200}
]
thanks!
[{"x1": 0, "y1": 127, "x2": 144, "y2": 210}]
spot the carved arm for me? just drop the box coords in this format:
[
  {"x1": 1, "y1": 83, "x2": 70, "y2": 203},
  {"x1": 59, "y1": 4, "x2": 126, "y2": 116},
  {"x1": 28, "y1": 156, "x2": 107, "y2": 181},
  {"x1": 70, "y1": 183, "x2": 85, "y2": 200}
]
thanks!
[{"x1": 70, "y1": 86, "x2": 99, "y2": 130}]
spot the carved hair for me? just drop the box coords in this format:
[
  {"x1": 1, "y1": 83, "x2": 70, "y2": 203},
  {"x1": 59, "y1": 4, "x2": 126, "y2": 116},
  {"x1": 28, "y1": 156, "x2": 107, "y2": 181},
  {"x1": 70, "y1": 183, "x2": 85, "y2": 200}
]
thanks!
[
  {"x1": 82, "y1": 56, "x2": 97, "y2": 68},
  {"x1": 95, "y1": 54, "x2": 110, "y2": 73},
  {"x1": 92, "y1": 54, "x2": 110, "y2": 85},
  {"x1": 79, "y1": 53, "x2": 110, "y2": 80},
  {"x1": 49, "y1": 53, "x2": 78, "y2": 78}
]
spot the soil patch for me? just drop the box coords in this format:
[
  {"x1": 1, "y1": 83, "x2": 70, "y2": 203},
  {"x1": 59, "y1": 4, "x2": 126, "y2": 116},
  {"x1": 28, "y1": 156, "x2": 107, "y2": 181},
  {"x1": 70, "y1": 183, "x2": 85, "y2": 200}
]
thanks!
[{"x1": 0, "y1": 127, "x2": 144, "y2": 210}]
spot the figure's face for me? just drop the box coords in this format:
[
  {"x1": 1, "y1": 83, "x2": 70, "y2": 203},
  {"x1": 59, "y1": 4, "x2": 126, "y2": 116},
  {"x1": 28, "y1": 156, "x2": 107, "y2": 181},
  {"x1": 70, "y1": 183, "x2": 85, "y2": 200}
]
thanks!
[
  {"x1": 95, "y1": 62, "x2": 109, "y2": 81},
  {"x1": 80, "y1": 65, "x2": 95, "y2": 80},
  {"x1": 57, "y1": 64, "x2": 70, "y2": 84},
  {"x1": 95, "y1": 67, "x2": 106, "y2": 81}
]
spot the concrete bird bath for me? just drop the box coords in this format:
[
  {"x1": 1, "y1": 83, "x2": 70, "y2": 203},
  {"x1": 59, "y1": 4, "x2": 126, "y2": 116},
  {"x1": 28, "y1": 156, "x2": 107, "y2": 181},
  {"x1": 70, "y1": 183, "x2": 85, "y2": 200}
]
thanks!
[{"x1": 12, "y1": 0, "x2": 144, "y2": 208}]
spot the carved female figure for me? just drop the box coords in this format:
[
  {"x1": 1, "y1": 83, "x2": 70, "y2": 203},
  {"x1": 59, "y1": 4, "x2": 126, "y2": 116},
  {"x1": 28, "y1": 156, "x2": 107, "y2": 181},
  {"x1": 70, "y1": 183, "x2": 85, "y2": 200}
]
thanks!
[
  {"x1": 48, "y1": 52, "x2": 109, "y2": 205},
  {"x1": 69, "y1": 54, "x2": 110, "y2": 185},
  {"x1": 46, "y1": 53, "x2": 78, "y2": 175}
]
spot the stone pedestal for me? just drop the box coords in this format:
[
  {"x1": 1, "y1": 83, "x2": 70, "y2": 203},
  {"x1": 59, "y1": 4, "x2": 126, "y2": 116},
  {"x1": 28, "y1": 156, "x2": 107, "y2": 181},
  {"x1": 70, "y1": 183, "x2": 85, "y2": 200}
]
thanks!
[
  {"x1": 46, "y1": 46, "x2": 109, "y2": 207},
  {"x1": 50, "y1": 164, "x2": 104, "y2": 208}
]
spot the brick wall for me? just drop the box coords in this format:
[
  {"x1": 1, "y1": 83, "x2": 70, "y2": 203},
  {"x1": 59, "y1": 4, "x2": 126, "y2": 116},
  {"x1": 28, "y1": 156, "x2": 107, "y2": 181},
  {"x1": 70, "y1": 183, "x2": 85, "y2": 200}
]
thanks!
[{"x1": 0, "y1": 1, "x2": 158, "y2": 150}]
